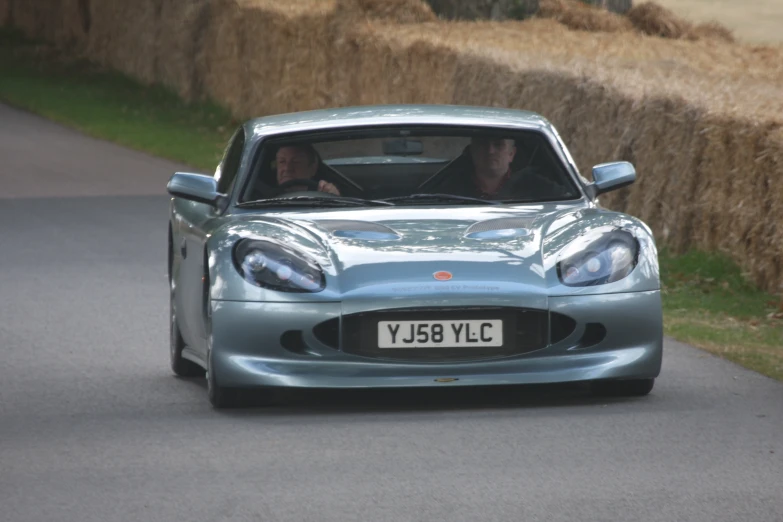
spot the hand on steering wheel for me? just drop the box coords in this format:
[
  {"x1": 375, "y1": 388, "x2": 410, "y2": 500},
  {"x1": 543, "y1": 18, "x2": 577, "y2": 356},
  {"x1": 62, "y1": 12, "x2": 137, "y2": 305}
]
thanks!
[
  {"x1": 276, "y1": 178, "x2": 321, "y2": 192},
  {"x1": 274, "y1": 178, "x2": 340, "y2": 196}
]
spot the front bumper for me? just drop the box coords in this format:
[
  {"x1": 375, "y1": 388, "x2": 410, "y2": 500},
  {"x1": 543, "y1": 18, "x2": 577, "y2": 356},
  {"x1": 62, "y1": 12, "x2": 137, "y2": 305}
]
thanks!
[{"x1": 210, "y1": 291, "x2": 663, "y2": 389}]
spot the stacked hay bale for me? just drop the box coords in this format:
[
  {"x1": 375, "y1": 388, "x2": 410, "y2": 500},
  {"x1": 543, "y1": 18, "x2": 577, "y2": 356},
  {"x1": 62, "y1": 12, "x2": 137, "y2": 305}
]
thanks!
[
  {"x1": 196, "y1": 0, "x2": 437, "y2": 116},
  {"x1": 7, "y1": 0, "x2": 63, "y2": 41},
  {"x1": 627, "y1": 1, "x2": 734, "y2": 42},
  {"x1": 85, "y1": 0, "x2": 162, "y2": 85},
  {"x1": 240, "y1": 0, "x2": 337, "y2": 116},
  {"x1": 534, "y1": 0, "x2": 735, "y2": 42},
  {"x1": 197, "y1": 0, "x2": 337, "y2": 117},
  {"x1": 330, "y1": 0, "x2": 442, "y2": 106},
  {"x1": 7, "y1": 0, "x2": 91, "y2": 47},
  {"x1": 538, "y1": 0, "x2": 633, "y2": 33},
  {"x1": 156, "y1": 0, "x2": 211, "y2": 101},
  {"x1": 59, "y1": 0, "x2": 91, "y2": 48},
  {"x1": 0, "y1": 0, "x2": 10, "y2": 27}
]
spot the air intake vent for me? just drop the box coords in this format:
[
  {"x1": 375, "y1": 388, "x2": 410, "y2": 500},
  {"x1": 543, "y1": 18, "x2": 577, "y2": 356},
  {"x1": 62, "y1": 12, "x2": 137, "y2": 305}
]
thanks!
[
  {"x1": 576, "y1": 323, "x2": 606, "y2": 349},
  {"x1": 316, "y1": 220, "x2": 400, "y2": 241},
  {"x1": 464, "y1": 217, "x2": 533, "y2": 239},
  {"x1": 550, "y1": 312, "x2": 577, "y2": 344},
  {"x1": 316, "y1": 220, "x2": 395, "y2": 233},
  {"x1": 313, "y1": 318, "x2": 340, "y2": 349}
]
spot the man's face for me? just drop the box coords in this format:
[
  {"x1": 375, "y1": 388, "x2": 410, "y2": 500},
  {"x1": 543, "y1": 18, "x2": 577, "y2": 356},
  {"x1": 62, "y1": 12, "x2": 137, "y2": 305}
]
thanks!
[
  {"x1": 276, "y1": 146, "x2": 317, "y2": 185},
  {"x1": 470, "y1": 138, "x2": 516, "y2": 179}
]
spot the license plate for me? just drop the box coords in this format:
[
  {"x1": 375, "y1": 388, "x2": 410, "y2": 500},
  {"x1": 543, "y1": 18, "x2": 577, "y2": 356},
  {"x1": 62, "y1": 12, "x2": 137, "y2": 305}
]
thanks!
[{"x1": 377, "y1": 320, "x2": 503, "y2": 348}]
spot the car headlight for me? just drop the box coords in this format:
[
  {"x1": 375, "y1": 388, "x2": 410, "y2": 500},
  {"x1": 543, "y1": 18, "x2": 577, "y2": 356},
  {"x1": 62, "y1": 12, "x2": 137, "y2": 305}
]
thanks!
[
  {"x1": 557, "y1": 229, "x2": 639, "y2": 287},
  {"x1": 233, "y1": 239, "x2": 325, "y2": 292}
]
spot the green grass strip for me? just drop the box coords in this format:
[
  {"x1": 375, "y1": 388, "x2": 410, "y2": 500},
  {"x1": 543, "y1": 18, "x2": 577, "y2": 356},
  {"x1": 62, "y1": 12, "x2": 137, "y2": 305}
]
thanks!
[{"x1": 0, "y1": 28, "x2": 235, "y2": 171}]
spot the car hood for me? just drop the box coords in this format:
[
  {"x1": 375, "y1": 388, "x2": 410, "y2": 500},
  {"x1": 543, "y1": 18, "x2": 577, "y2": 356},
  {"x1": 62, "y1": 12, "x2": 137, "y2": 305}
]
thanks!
[
  {"x1": 289, "y1": 207, "x2": 555, "y2": 291},
  {"x1": 208, "y1": 202, "x2": 656, "y2": 301}
]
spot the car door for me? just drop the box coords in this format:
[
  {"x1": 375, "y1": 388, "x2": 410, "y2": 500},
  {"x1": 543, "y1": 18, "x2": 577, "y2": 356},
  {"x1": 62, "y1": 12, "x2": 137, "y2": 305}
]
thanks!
[{"x1": 175, "y1": 128, "x2": 246, "y2": 357}]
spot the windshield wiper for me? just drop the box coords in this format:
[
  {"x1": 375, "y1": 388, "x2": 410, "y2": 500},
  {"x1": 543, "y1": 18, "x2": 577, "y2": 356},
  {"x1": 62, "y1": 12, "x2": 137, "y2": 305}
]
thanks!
[
  {"x1": 500, "y1": 196, "x2": 571, "y2": 204},
  {"x1": 382, "y1": 193, "x2": 499, "y2": 205},
  {"x1": 236, "y1": 196, "x2": 394, "y2": 208}
]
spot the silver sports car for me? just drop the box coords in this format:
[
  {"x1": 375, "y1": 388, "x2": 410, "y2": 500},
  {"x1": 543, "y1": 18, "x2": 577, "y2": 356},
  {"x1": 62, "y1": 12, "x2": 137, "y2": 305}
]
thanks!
[{"x1": 167, "y1": 105, "x2": 662, "y2": 408}]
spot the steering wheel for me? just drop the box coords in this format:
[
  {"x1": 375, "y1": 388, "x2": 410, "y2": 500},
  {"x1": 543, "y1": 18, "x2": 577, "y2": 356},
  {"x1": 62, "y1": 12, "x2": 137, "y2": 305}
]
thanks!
[
  {"x1": 275, "y1": 178, "x2": 321, "y2": 193},
  {"x1": 270, "y1": 178, "x2": 343, "y2": 198}
]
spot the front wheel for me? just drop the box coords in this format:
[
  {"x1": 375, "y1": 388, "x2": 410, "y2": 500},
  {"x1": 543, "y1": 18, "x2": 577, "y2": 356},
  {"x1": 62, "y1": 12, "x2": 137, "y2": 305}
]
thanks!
[{"x1": 590, "y1": 378, "x2": 655, "y2": 397}]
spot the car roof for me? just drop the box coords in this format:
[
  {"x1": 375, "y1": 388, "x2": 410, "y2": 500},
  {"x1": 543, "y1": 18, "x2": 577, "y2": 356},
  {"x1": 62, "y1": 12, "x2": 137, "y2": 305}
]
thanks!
[{"x1": 244, "y1": 104, "x2": 556, "y2": 138}]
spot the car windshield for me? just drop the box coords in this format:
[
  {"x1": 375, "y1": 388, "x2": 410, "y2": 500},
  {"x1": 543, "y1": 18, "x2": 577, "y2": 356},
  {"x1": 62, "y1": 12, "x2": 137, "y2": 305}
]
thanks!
[{"x1": 239, "y1": 127, "x2": 582, "y2": 205}]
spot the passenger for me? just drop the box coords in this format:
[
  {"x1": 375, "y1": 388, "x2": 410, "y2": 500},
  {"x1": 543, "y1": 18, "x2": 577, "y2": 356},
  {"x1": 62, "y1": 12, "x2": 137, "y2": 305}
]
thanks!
[
  {"x1": 467, "y1": 137, "x2": 518, "y2": 199},
  {"x1": 436, "y1": 137, "x2": 560, "y2": 201},
  {"x1": 275, "y1": 145, "x2": 340, "y2": 195}
]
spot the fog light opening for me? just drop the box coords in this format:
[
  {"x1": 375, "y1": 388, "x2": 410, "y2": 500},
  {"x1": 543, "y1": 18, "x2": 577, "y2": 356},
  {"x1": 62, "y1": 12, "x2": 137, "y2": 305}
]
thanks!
[{"x1": 576, "y1": 323, "x2": 607, "y2": 349}]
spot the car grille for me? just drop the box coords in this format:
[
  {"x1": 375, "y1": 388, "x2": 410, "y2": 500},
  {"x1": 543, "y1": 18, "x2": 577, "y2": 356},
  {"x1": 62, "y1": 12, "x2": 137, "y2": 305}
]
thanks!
[{"x1": 318, "y1": 307, "x2": 549, "y2": 362}]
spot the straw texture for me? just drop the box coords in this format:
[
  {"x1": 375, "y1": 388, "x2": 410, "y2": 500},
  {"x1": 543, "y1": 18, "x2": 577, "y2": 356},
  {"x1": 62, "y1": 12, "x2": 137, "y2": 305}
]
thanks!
[
  {"x1": 9, "y1": 0, "x2": 63, "y2": 41},
  {"x1": 0, "y1": 0, "x2": 10, "y2": 27},
  {"x1": 156, "y1": 0, "x2": 210, "y2": 100},
  {"x1": 240, "y1": 0, "x2": 336, "y2": 116},
  {"x1": 86, "y1": 0, "x2": 161, "y2": 84},
  {"x1": 538, "y1": 0, "x2": 633, "y2": 33},
  {"x1": 59, "y1": 0, "x2": 90, "y2": 48},
  {"x1": 627, "y1": 1, "x2": 691, "y2": 38}
]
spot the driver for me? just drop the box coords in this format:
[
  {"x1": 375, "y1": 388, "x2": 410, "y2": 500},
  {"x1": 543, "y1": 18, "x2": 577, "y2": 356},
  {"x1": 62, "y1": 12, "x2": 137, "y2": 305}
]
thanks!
[{"x1": 276, "y1": 145, "x2": 340, "y2": 195}]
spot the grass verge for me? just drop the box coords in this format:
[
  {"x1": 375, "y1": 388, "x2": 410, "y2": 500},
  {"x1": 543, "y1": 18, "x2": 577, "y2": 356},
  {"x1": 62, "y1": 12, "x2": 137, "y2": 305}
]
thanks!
[
  {"x1": 0, "y1": 28, "x2": 236, "y2": 171},
  {"x1": 660, "y1": 249, "x2": 783, "y2": 381},
  {"x1": 1, "y1": 28, "x2": 781, "y2": 381}
]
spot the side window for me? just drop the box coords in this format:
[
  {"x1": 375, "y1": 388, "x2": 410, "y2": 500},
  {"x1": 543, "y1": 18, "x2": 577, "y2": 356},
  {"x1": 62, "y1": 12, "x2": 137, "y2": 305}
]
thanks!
[{"x1": 215, "y1": 128, "x2": 245, "y2": 195}]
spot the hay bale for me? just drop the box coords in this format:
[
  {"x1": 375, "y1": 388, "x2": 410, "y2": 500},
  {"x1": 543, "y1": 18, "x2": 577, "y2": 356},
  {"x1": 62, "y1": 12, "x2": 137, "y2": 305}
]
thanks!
[
  {"x1": 59, "y1": 0, "x2": 91, "y2": 49},
  {"x1": 198, "y1": 0, "x2": 339, "y2": 117},
  {"x1": 537, "y1": 0, "x2": 631, "y2": 33},
  {"x1": 756, "y1": 127, "x2": 783, "y2": 290},
  {"x1": 9, "y1": 0, "x2": 63, "y2": 41},
  {"x1": 688, "y1": 21, "x2": 735, "y2": 43},
  {"x1": 336, "y1": 0, "x2": 437, "y2": 23},
  {"x1": 0, "y1": 0, "x2": 10, "y2": 27},
  {"x1": 335, "y1": 24, "x2": 457, "y2": 106},
  {"x1": 156, "y1": 0, "x2": 211, "y2": 101},
  {"x1": 536, "y1": 0, "x2": 567, "y2": 18},
  {"x1": 197, "y1": 0, "x2": 247, "y2": 116},
  {"x1": 239, "y1": 0, "x2": 336, "y2": 117},
  {"x1": 627, "y1": 1, "x2": 692, "y2": 39},
  {"x1": 86, "y1": 0, "x2": 161, "y2": 85},
  {"x1": 558, "y1": 5, "x2": 632, "y2": 33}
]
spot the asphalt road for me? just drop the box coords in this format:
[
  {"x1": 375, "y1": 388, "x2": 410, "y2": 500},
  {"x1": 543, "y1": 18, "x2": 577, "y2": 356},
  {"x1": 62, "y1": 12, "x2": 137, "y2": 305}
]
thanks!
[{"x1": 1, "y1": 103, "x2": 781, "y2": 522}]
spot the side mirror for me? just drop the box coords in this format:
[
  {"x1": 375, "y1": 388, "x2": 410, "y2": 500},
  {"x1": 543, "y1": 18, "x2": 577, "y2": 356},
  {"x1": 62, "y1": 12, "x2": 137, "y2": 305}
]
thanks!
[
  {"x1": 167, "y1": 172, "x2": 223, "y2": 206},
  {"x1": 588, "y1": 162, "x2": 636, "y2": 198}
]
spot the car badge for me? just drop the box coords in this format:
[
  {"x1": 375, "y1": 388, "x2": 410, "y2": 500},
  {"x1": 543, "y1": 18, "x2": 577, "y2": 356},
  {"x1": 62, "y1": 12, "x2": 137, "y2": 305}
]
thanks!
[{"x1": 433, "y1": 271, "x2": 453, "y2": 281}]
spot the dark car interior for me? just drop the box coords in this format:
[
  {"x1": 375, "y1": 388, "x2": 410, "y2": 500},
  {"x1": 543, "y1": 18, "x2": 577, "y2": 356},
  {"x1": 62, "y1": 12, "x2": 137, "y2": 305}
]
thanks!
[{"x1": 240, "y1": 129, "x2": 582, "y2": 203}]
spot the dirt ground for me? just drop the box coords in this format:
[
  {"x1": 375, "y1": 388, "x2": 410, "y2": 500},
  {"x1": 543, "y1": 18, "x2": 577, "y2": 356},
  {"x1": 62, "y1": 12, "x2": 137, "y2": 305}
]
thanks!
[{"x1": 653, "y1": 0, "x2": 783, "y2": 44}]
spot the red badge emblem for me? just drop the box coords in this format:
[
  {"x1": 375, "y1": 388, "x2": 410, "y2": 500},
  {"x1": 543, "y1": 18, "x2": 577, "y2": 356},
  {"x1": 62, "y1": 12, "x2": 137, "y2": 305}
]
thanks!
[{"x1": 433, "y1": 271, "x2": 453, "y2": 281}]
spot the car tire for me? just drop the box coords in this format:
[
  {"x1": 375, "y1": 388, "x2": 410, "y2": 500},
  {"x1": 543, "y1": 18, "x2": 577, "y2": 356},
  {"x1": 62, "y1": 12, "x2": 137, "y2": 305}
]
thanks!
[
  {"x1": 170, "y1": 282, "x2": 205, "y2": 378},
  {"x1": 590, "y1": 378, "x2": 655, "y2": 397}
]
